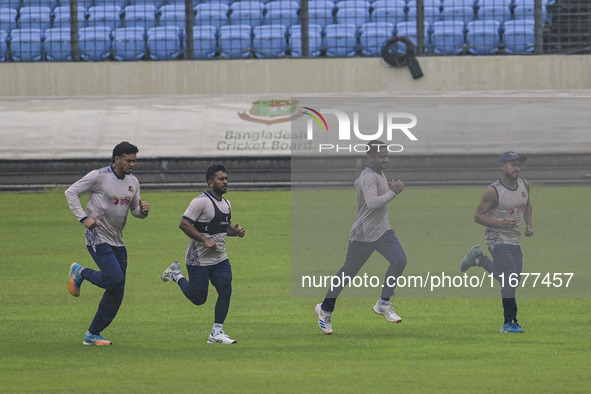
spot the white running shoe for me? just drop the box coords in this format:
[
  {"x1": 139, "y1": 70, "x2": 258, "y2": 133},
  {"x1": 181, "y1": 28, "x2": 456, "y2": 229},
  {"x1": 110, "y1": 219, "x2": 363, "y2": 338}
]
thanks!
[
  {"x1": 373, "y1": 300, "x2": 402, "y2": 323},
  {"x1": 161, "y1": 261, "x2": 181, "y2": 282},
  {"x1": 207, "y1": 331, "x2": 237, "y2": 344},
  {"x1": 315, "y1": 303, "x2": 333, "y2": 334}
]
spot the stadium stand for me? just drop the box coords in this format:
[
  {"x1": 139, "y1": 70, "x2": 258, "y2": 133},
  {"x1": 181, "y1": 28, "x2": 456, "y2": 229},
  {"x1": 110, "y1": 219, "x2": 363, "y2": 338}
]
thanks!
[
  {"x1": 289, "y1": 23, "x2": 323, "y2": 57},
  {"x1": 324, "y1": 23, "x2": 357, "y2": 56},
  {"x1": 113, "y1": 26, "x2": 146, "y2": 60},
  {"x1": 0, "y1": 28, "x2": 7, "y2": 60},
  {"x1": 218, "y1": 24, "x2": 252, "y2": 58},
  {"x1": 252, "y1": 23, "x2": 287, "y2": 57},
  {"x1": 147, "y1": 25, "x2": 182, "y2": 59},
  {"x1": 79, "y1": 25, "x2": 112, "y2": 60},
  {"x1": 359, "y1": 21, "x2": 394, "y2": 56},
  {"x1": 44, "y1": 27, "x2": 72, "y2": 60},
  {"x1": 10, "y1": 28, "x2": 44, "y2": 61},
  {"x1": 465, "y1": 19, "x2": 501, "y2": 54},
  {"x1": 192, "y1": 25, "x2": 217, "y2": 59}
]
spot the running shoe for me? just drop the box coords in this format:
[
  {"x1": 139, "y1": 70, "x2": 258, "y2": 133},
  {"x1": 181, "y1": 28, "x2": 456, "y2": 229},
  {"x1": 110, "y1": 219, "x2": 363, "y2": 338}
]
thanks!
[
  {"x1": 373, "y1": 300, "x2": 402, "y2": 323},
  {"x1": 83, "y1": 332, "x2": 112, "y2": 346},
  {"x1": 67, "y1": 263, "x2": 84, "y2": 297},
  {"x1": 315, "y1": 303, "x2": 333, "y2": 334},
  {"x1": 161, "y1": 261, "x2": 181, "y2": 282},
  {"x1": 460, "y1": 244, "x2": 483, "y2": 272},
  {"x1": 500, "y1": 322, "x2": 524, "y2": 333},
  {"x1": 207, "y1": 331, "x2": 237, "y2": 344}
]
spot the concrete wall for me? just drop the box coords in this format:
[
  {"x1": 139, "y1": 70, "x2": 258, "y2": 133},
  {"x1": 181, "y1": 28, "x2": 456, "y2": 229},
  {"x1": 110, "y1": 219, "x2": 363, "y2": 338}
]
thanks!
[{"x1": 1, "y1": 55, "x2": 590, "y2": 97}]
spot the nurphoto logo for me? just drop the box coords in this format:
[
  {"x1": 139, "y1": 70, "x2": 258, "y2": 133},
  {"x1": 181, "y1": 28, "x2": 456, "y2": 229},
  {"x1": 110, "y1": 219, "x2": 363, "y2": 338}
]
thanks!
[{"x1": 302, "y1": 107, "x2": 419, "y2": 153}]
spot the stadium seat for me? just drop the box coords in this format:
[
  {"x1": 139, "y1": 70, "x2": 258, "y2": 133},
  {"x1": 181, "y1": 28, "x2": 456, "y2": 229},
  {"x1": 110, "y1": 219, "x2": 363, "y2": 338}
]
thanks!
[
  {"x1": 218, "y1": 24, "x2": 251, "y2": 58},
  {"x1": 123, "y1": 5, "x2": 157, "y2": 29},
  {"x1": 370, "y1": 6, "x2": 405, "y2": 26},
  {"x1": 465, "y1": 19, "x2": 500, "y2": 54},
  {"x1": 252, "y1": 23, "x2": 287, "y2": 57},
  {"x1": 0, "y1": 0, "x2": 20, "y2": 11},
  {"x1": 79, "y1": 25, "x2": 112, "y2": 60},
  {"x1": 146, "y1": 25, "x2": 182, "y2": 59},
  {"x1": 359, "y1": 21, "x2": 394, "y2": 56},
  {"x1": 513, "y1": 5, "x2": 547, "y2": 23},
  {"x1": 87, "y1": 5, "x2": 123, "y2": 30},
  {"x1": 113, "y1": 26, "x2": 146, "y2": 60},
  {"x1": 10, "y1": 28, "x2": 44, "y2": 61},
  {"x1": 502, "y1": 20, "x2": 534, "y2": 53},
  {"x1": 195, "y1": 9, "x2": 229, "y2": 29},
  {"x1": 371, "y1": 0, "x2": 406, "y2": 10},
  {"x1": 396, "y1": 21, "x2": 430, "y2": 52},
  {"x1": 18, "y1": 6, "x2": 51, "y2": 30},
  {"x1": 93, "y1": 0, "x2": 127, "y2": 9},
  {"x1": 128, "y1": 0, "x2": 165, "y2": 8},
  {"x1": 407, "y1": 6, "x2": 441, "y2": 25},
  {"x1": 476, "y1": 0, "x2": 510, "y2": 24},
  {"x1": 196, "y1": 3, "x2": 230, "y2": 14},
  {"x1": 229, "y1": 1, "x2": 264, "y2": 27},
  {"x1": 263, "y1": 8, "x2": 299, "y2": 28},
  {"x1": 52, "y1": 6, "x2": 86, "y2": 29},
  {"x1": 336, "y1": 0, "x2": 371, "y2": 9},
  {"x1": 20, "y1": 0, "x2": 58, "y2": 8},
  {"x1": 0, "y1": 29, "x2": 7, "y2": 60},
  {"x1": 0, "y1": 7, "x2": 17, "y2": 32},
  {"x1": 308, "y1": 0, "x2": 335, "y2": 27},
  {"x1": 44, "y1": 27, "x2": 72, "y2": 60},
  {"x1": 265, "y1": 0, "x2": 299, "y2": 13},
  {"x1": 440, "y1": 6, "x2": 474, "y2": 23},
  {"x1": 192, "y1": 24, "x2": 217, "y2": 59},
  {"x1": 431, "y1": 19, "x2": 465, "y2": 54},
  {"x1": 324, "y1": 23, "x2": 357, "y2": 57},
  {"x1": 335, "y1": 6, "x2": 369, "y2": 27},
  {"x1": 289, "y1": 23, "x2": 323, "y2": 57},
  {"x1": 158, "y1": 5, "x2": 190, "y2": 30}
]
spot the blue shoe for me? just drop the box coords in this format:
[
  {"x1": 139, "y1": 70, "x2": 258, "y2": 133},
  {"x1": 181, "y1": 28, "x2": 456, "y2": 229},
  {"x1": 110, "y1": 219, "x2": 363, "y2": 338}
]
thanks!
[
  {"x1": 83, "y1": 332, "x2": 112, "y2": 346},
  {"x1": 67, "y1": 263, "x2": 84, "y2": 297},
  {"x1": 500, "y1": 322, "x2": 524, "y2": 333},
  {"x1": 460, "y1": 244, "x2": 483, "y2": 272}
]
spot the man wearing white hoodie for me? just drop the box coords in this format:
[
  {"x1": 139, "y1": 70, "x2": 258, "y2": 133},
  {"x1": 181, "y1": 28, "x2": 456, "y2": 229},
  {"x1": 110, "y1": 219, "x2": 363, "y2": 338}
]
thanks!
[{"x1": 315, "y1": 140, "x2": 408, "y2": 335}]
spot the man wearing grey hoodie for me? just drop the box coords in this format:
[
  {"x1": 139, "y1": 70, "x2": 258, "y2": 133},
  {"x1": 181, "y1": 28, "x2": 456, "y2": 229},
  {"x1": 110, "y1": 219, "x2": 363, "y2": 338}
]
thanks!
[{"x1": 315, "y1": 140, "x2": 408, "y2": 335}]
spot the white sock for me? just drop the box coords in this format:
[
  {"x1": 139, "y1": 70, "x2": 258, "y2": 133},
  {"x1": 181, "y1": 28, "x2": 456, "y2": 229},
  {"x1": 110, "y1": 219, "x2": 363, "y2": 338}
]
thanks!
[
  {"x1": 172, "y1": 271, "x2": 184, "y2": 282},
  {"x1": 211, "y1": 323, "x2": 223, "y2": 336},
  {"x1": 475, "y1": 256, "x2": 481, "y2": 266}
]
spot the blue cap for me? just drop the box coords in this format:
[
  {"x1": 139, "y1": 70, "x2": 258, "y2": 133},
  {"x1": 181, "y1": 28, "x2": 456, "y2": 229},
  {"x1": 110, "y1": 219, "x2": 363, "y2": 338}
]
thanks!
[{"x1": 499, "y1": 151, "x2": 527, "y2": 163}]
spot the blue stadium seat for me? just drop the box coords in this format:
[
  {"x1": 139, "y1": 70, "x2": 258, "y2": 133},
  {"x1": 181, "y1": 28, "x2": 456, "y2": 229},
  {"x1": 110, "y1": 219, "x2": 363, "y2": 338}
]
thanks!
[
  {"x1": 441, "y1": 5, "x2": 474, "y2": 23},
  {"x1": 93, "y1": 0, "x2": 127, "y2": 9},
  {"x1": 9, "y1": 27, "x2": 43, "y2": 61},
  {"x1": 113, "y1": 26, "x2": 146, "y2": 60},
  {"x1": 44, "y1": 27, "x2": 71, "y2": 60},
  {"x1": 195, "y1": 8, "x2": 229, "y2": 29},
  {"x1": 146, "y1": 25, "x2": 182, "y2": 59},
  {"x1": 158, "y1": 5, "x2": 190, "y2": 30},
  {"x1": 192, "y1": 25, "x2": 217, "y2": 59},
  {"x1": 308, "y1": 0, "x2": 335, "y2": 27},
  {"x1": 513, "y1": 4, "x2": 547, "y2": 23},
  {"x1": 289, "y1": 23, "x2": 323, "y2": 57},
  {"x1": 18, "y1": 6, "x2": 51, "y2": 30},
  {"x1": 52, "y1": 6, "x2": 86, "y2": 29},
  {"x1": 21, "y1": 0, "x2": 59, "y2": 9},
  {"x1": 0, "y1": 7, "x2": 17, "y2": 32},
  {"x1": 263, "y1": 8, "x2": 299, "y2": 28},
  {"x1": 128, "y1": 0, "x2": 166, "y2": 9},
  {"x1": 87, "y1": 5, "x2": 123, "y2": 30},
  {"x1": 0, "y1": 29, "x2": 8, "y2": 60},
  {"x1": 123, "y1": 5, "x2": 157, "y2": 29},
  {"x1": 407, "y1": 6, "x2": 441, "y2": 25},
  {"x1": 396, "y1": 20, "x2": 430, "y2": 52},
  {"x1": 252, "y1": 23, "x2": 286, "y2": 57},
  {"x1": 371, "y1": 0, "x2": 405, "y2": 9},
  {"x1": 336, "y1": 6, "x2": 369, "y2": 27},
  {"x1": 0, "y1": 0, "x2": 20, "y2": 11},
  {"x1": 336, "y1": 0, "x2": 371, "y2": 9},
  {"x1": 465, "y1": 19, "x2": 500, "y2": 54},
  {"x1": 476, "y1": 0, "x2": 510, "y2": 24},
  {"x1": 502, "y1": 20, "x2": 534, "y2": 53},
  {"x1": 79, "y1": 25, "x2": 112, "y2": 60},
  {"x1": 359, "y1": 21, "x2": 394, "y2": 56},
  {"x1": 229, "y1": 1, "x2": 264, "y2": 27},
  {"x1": 370, "y1": 6, "x2": 405, "y2": 26},
  {"x1": 324, "y1": 23, "x2": 357, "y2": 56},
  {"x1": 265, "y1": 0, "x2": 299, "y2": 13},
  {"x1": 218, "y1": 24, "x2": 251, "y2": 58},
  {"x1": 196, "y1": 3, "x2": 230, "y2": 14},
  {"x1": 431, "y1": 19, "x2": 464, "y2": 54}
]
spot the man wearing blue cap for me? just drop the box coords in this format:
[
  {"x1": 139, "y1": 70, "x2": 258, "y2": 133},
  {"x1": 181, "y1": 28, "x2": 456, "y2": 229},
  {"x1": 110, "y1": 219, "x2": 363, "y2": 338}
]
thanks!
[{"x1": 460, "y1": 151, "x2": 533, "y2": 333}]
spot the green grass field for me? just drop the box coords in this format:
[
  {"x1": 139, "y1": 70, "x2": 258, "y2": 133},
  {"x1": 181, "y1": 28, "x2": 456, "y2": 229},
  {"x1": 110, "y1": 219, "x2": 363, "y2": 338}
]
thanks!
[{"x1": 0, "y1": 186, "x2": 589, "y2": 393}]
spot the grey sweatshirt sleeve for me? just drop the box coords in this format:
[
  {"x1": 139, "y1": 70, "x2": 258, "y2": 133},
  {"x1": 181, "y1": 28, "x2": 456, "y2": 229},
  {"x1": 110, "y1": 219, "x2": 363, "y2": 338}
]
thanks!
[{"x1": 65, "y1": 170, "x2": 98, "y2": 222}]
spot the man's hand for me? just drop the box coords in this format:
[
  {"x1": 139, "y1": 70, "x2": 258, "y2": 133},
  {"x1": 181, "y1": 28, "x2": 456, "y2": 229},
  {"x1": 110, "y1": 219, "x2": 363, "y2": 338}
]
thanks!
[
  {"x1": 140, "y1": 199, "x2": 150, "y2": 215},
  {"x1": 228, "y1": 223, "x2": 246, "y2": 238},
  {"x1": 525, "y1": 225, "x2": 534, "y2": 237},
  {"x1": 499, "y1": 217, "x2": 518, "y2": 228},
  {"x1": 390, "y1": 179, "x2": 405, "y2": 194},
  {"x1": 83, "y1": 217, "x2": 101, "y2": 230},
  {"x1": 203, "y1": 238, "x2": 218, "y2": 250}
]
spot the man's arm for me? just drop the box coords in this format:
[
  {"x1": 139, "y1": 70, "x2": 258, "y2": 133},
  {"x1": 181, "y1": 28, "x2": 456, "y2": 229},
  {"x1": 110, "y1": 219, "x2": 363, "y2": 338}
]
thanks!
[
  {"x1": 227, "y1": 223, "x2": 245, "y2": 237},
  {"x1": 523, "y1": 179, "x2": 533, "y2": 237},
  {"x1": 179, "y1": 217, "x2": 217, "y2": 250},
  {"x1": 65, "y1": 171, "x2": 101, "y2": 229},
  {"x1": 361, "y1": 175, "x2": 398, "y2": 210},
  {"x1": 474, "y1": 186, "x2": 518, "y2": 229}
]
